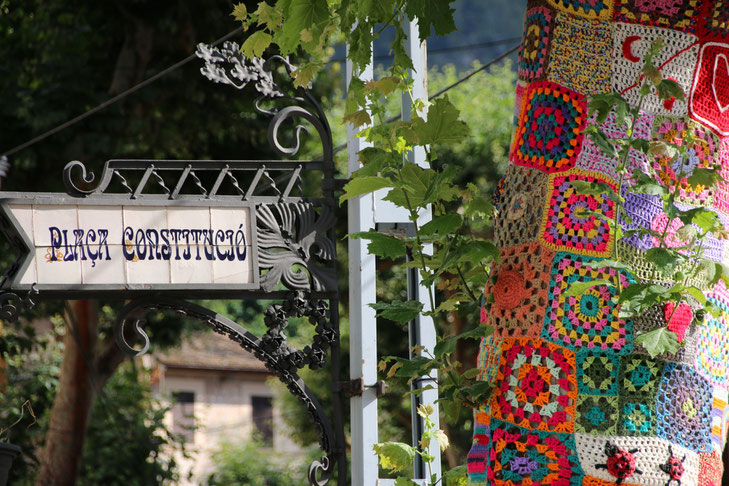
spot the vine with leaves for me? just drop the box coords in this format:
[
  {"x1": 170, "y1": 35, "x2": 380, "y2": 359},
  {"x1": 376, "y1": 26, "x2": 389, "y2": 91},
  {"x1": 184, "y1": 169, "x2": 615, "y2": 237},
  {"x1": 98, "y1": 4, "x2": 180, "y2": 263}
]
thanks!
[{"x1": 232, "y1": 2, "x2": 729, "y2": 484}]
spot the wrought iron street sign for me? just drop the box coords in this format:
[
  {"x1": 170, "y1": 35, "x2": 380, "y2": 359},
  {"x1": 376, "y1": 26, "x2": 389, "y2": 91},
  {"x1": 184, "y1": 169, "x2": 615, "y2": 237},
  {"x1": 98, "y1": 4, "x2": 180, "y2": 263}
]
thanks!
[
  {"x1": 0, "y1": 43, "x2": 346, "y2": 486},
  {"x1": 0, "y1": 198, "x2": 257, "y2": 293}
]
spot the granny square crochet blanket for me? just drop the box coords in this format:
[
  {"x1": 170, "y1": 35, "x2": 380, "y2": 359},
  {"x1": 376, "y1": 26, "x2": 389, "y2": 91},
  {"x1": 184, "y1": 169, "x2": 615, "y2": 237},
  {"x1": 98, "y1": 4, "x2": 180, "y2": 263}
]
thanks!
[{"x1": 468, "y1": 1, "x2": 729, "y2": 485}]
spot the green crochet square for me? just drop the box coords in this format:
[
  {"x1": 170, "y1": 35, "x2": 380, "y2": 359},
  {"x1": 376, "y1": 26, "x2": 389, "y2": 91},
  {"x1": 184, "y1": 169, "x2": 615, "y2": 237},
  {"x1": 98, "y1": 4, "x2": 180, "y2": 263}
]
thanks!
[
  {"x1": 618, "y1": 398, "x2": 655, "y2": 436},
  {"x1": 619, "y1": 355, "x2": 664, "y2": 396},
  {"x1": 576, "y1": 352, "x2": 619, "y2": 395},
  {"x1": 575, "y1": 395, "x2": 618, "y2": 435}
]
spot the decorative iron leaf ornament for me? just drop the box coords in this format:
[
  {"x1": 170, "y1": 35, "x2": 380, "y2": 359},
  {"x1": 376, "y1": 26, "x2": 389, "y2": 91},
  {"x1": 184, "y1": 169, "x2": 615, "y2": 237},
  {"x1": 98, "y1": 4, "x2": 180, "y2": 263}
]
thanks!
[{"x1": 258, "y1": 203, "x2": 337, "y2": 292}]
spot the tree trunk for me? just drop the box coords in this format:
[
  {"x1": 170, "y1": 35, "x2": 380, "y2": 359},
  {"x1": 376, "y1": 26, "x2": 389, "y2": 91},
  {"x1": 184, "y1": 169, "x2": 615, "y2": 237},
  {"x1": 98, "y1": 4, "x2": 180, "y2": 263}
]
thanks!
[{"x1": 35, "y1": 301, "x2": 96, "y2": 486}]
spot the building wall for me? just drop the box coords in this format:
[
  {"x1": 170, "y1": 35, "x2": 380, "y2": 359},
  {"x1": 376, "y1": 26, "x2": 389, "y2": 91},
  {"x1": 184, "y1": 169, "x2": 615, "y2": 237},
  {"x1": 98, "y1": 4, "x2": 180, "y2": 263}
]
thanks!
[{"x1": 154, "y1": 367, "x2": 304, "y2": 483}]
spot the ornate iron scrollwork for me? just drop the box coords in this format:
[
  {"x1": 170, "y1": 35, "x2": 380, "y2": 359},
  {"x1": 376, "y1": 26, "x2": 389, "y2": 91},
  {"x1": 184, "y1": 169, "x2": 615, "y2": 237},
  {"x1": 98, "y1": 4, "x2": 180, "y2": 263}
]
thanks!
[
  {"x1": 114, "y1": 293, "x2": 338, "y2": 485},
  {"x1": 258, "y1": 203, "x2": 337, "y2": 292},
  {"x1": 195, "y1": 42, "x2": 333, "y2": 161}
]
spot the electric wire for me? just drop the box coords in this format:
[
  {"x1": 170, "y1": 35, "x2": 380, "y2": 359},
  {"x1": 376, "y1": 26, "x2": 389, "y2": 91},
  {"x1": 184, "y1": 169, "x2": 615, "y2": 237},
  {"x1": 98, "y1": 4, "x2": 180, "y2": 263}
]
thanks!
[
  {"x1": 0, "y1": 26, "x2": 244, "y2": 158},
  {"x1": 2, "y1": 37, "x2": 520, "y2": 158}
]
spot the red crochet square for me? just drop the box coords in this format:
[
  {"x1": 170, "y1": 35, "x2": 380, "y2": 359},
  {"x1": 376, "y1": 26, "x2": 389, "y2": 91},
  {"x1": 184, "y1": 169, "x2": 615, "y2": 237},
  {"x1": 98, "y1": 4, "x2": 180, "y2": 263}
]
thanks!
[{"x1": 690, "y1": 42, "x2": 729, "y2": 136}]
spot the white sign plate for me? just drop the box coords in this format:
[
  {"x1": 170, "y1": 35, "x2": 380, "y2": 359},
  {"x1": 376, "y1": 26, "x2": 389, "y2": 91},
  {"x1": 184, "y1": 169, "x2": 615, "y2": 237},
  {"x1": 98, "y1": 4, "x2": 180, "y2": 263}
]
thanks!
[{"x1": 1, "y1": 201, "x2": 258, "y2": 292}]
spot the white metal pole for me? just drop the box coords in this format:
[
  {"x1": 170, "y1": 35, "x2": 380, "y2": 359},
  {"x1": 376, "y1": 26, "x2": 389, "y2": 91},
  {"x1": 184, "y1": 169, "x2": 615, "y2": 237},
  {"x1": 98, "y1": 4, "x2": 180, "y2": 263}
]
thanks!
[
  {"x1": 346, "y1": 47, "x2": 380, "y2": 486},
  {"x1": 401, "y1": 15, "x2": 442, "y2": 481}
]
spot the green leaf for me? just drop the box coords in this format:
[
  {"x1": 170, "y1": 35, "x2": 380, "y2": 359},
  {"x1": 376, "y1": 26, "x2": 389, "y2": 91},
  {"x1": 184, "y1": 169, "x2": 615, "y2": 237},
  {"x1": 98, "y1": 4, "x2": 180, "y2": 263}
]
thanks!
[
  {"x1": 394, "y1": 477, "x2": 418, "y2": 486},
  {"x1": 255, "y1": 2, "x2": 283, "y2": 30},
  {"x1": 411, "y1": 96, "x2": 469, "y2": 146},
  {"x1": 276, "y1": 0, "x2": 329, "y2": 53},
  {"x1": 563, "y1": 279, "x2": 613, "y2": 297},
  {"x1": 339, "y1": 176, "x2": 394, "y2": 204},
  {"x1": 350, "y1": 230, "x2": 407, "y2": 259},
  {"x1": 373, "y1": 442, "x2": 417, "y2": 473},
  {"x1": 353, "y1": 147, "x2": 391, "y2": 177},
  {"x1": 635, "y1": 327, "x2": 680, "y2": 358},
  {"x1": 420, "y1": 214, "x2": 462, "y2": 236},
  {"x1": 587, "y1": 129, "x2": 617, "y2": 158},
  {"x1": 687, "y1": 168, "x2": 721, "y2": 188},
  {"x1": 464, "y1": 196, "x2": 493, "y2": 219},
  {"x1": 444, "y1": 465, "x2": 468, "y2": 486},
  {"x1": 370, "y1": 300, "x2": 423, "y2": 323},
  {"x1": 241, "y1": 30, "x2": 272, "y2": 58},
  {"x1": 656, "y1": 78, "x2": 685, "y2": 102},
  {"x1": 645, "y1": 247, "x2": 682, "y2": 273},
  {"x1": 404, "y1": 0, "x2": 458, "y2": 39},
  {"x1": 582, "y1": 259, "x2": 634, "y2": 271},
  {"x1": 393, "y1": 356, "x2": 435, "y2": 378},
  {"x1": 231, "y1": 3, "x2": 248, "y2": 22},
  {"x1": 382, "y1": 163, "x2": 434, "y2": 208},
  {"x1": 685, "y1": 286, "x2": 706, "y2": 306}
]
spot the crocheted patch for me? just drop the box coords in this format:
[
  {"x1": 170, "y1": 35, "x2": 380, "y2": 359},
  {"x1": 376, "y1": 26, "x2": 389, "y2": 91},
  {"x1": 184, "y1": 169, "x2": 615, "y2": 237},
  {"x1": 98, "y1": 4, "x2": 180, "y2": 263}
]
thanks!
[
  {"x1": 490, "y1": 338, "x2": 577, "y2": 433},
  {"x1": 494, "y1": 165, "x2": 549, "y2": 248},
  {"x1": 576, "y1": 395, "x2": 619, "y2": 435},
  {"x1": 613, "y1": 0, "x2": 700, "y2": 33},
  {"x1": 696, "y1": 296, "x2": 729, "y2": 386},
  {"x1": 575, "y1": 434, "x2": 700, "y2": 485},
  {"x1": 690, "y1": 42, "x2": 729, "y2": 136},
  {"x1": 467, "y1": 411, "x2": 491, "y2": 481},
  {"x1": 546, "y1": 0, "x2": 614, "y2": 20},
  {"x1": 518, "y1": 4, "x2": 554, "y2": 81},
  {"x1": 651, "y1": 117, "x2": 719, "y2": 206},
  {"x1": 714, "y1": 138, "x2": 729, "y2": 215},
  {"x1": 577, "y1": 110, "x2": 653, "y2": 181},
  {"x1": 582, "y1": 476, "x2": 640, "y2": 486},
  {"x1": 543, "y1": 252, "x2": 634, "y2": 353},
  {"x1": 697, "y1": 451, "x2": 722, "y2": 486},
  {"x1": 512, "y1": 81, "x2": 587, "y2": 173},
  {"x1": 619, "y1": 355, "x2": 665, "y2": 396},
  {"x1": 698, "y1": 1, "x2": 729, "y2": 40},
  {"x1": 656, "y1": 363, "x2": 714, "y2": 452},
  {"x1": 619, "y1": 398, "x2": 655, "y2": 436},
  {"x1": 547, "y1": 13, "x2": 613, "y2": 95},
  {"x1": 710, "y1": 390, "x2": 729, "y2": 452},
  {"x1": 612, "y1": 23, "x2": 699, "y2": 117},
  {"x1": 541, "y1": 170, "x2": 617, "y2": 257},
  {"x1": 488, "y1": 418, "x2": 583, "y2": 485},
  {"x1": 485, "y1": 242, "x2": 555, "y2": 339},
  {"x1": 577, "y1": 351, "x2": 620, "y2": 396},
  {"x1": 476, "y1": 334, "x2": 502, "y2": 383}
]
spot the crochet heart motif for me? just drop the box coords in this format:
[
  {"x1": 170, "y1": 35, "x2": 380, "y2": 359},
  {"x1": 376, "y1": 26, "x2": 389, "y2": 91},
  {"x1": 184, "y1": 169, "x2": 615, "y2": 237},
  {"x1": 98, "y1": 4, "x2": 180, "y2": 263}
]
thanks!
[{"x1": 713, "y1": 54, "x2": 729, "y2": 114}]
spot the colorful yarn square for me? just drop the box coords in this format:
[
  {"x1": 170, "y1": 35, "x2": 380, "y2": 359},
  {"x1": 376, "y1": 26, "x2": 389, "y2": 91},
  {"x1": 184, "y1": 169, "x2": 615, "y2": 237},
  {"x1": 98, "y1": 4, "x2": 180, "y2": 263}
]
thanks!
[
  {"x1": 518, "y1": 5, "x2": 553, "y2": 81},
  {"x1": 546, "y1": 0, "x2": 614, "y2": 20},
  {"x1": 696, "y1": 296, "x2": 729, "y2": 386},
  {"x1": 698, "y1": 1, "x2": 729, "y2": 40},
  {"x1": 541, "y1": 170, "x2": 617, "y2": 257},
  {"x1": 577, "y1": 351, "x2": 620, "y2": 395},
  {"x1": 494, "y1": 165, "x2": 549, "y2": 248},
  {"x1": 619, "y1": 355, "x2": 664, "y2": 396},
  {"x1": 547, "y1": 13, "x2": 613, "y2": 95},
  {"x1": 690, "y1": 42, "x2": 729, "y2": 136},
  {"x1": 715, "y1": 138, "x2": 729, "y2": 215},
  {"x1": 512, "y1": 81, "x2": 587, "y2": 173},
  {"x1": 467, "y1": 411, "x2": 491, "y2": 482},
  {"x1": 612, "y1": 23, "x2": 699, "y2": 117},
  {"x1": 543, "y1": 252, "x2": 634, "y2": 353},
  {"x1": 486, "y1": 242, "x2": 555, "y2": 340},
  {"x1": 577, "y1": 110, "x2": 653, "y2": 181},
  {"x1": 490, "y1": 338, "x2": 577, "y2": 433},
  {"x1": 613, "y1": 0, "x2": 700, "y2": 33},
  {"x1": 697, "y1": 451, "x2": 723, "y2": 486},
  {"x1": 476, "y1": 334, "x2": 502, "y2": 383},
  {"x1": 488, "y1": 419, "x2": 583, "y2": 485},
  {"x1": 710, "y1": 391, "x2": 729, "y2": 452},
  {"x1": 575, "y1": 395, "x2": 619, "y2": 435},
  {"x1": 656, "y1": 363, "x2": 713, "y2": 453},
  {"x1": 619, "y1": 398, "x2": 655, "y2": 436}
]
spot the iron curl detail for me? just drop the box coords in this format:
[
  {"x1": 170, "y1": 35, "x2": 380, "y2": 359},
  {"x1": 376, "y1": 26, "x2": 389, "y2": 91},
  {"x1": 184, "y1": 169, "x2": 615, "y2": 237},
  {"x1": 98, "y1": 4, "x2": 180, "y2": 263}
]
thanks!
[
  {"x1": 0, "y1": 286, "x2": 38, "y2": 323},
  {"x1": 111, "y1": 296, "x2": 338, "y2": 485},
  {"x1": 63, "y1": 161, "x2": 97, "y2": 197},
  {"x1": 196, "y1": 43, "x2": 333, "y2": 160}
]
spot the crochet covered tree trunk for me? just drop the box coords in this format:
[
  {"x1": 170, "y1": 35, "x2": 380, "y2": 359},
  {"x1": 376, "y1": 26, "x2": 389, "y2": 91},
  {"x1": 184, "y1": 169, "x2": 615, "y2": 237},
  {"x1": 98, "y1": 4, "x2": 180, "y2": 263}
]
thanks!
[{"x1": 466, "y1": 2, "x2": 729, "y2": 485}]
